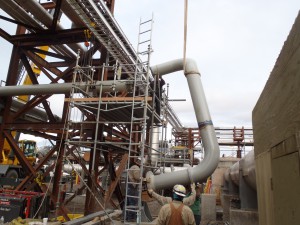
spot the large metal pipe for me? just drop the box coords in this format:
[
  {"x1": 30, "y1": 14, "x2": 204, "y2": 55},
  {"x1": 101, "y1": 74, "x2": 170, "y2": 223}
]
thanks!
[
  {"x1": 229, "y1": 161, "x2": 240, "y2": 186},
  {"x1": 0, "y1": 0, "x2": 76, "y2": 58},
  {"x1": 0, "y1": 80, "x2": 130, "y2": 96},
  {"x1": 147, "y1": 58, "x2": 220, "y2": 190},
  {"x1": 0, "y1": 0, "x2": 41, "y2": 29},
  {"x1": 241, "y1": 150, "x2": 256, "y2": 190},
  {"x1": 165, "y1": 101, "x2": 184, "y2": 132},
  {"x1": 53, "y1": 0, "x2": 86, "y2": 27},
  {"x1": 227, "y1": 150, "x2": 256, "y2": 190},
  {"x1": 11, "y1": 99, "x2": 50, "y2": 122},
  {"x1": 14, "y1": 0, "x2": 84, "y2": 54},
  {"x1": 150, "y1": 126, "x2": 160, "y2": 165}
]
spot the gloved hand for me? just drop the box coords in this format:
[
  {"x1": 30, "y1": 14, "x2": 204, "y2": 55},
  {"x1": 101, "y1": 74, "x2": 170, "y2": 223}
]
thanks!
[
  {"x1": 191, "y1": 183, "x2": 196, "y2": 191},
  {"x1": 147, "y1": 188, "x2": 154, "y2": 197},
  {"x1": 146, "y1": 176, "x2": 151, "y2": 183}
]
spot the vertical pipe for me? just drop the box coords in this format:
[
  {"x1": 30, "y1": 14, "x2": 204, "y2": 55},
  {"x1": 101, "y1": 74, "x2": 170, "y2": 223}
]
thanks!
[{"x1": 147, "y1": 58, "x2": 220, "y2": 190}]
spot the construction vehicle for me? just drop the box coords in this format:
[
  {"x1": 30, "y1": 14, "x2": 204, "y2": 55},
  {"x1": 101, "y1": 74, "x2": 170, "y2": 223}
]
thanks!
[
  {"x1": 0, "y1": 140, "x2": 37, "y2": 186},
  {"x1": 0, "y1": 44, "x2": 49, "y2": 188}
]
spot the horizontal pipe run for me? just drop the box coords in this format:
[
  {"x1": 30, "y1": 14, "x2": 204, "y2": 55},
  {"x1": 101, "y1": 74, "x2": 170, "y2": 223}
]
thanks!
[{"x1": 0, "y1": 80, "x2": 129, "y2": 96}]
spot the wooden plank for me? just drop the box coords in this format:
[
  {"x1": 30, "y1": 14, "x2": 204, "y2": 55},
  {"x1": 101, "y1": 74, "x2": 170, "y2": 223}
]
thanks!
[
  {"x1": 65, "y1": 96, "x2": 152, "y2": 102},
  {"x1": 104, "y1": 153, "x2": 128, "y2": 206}
]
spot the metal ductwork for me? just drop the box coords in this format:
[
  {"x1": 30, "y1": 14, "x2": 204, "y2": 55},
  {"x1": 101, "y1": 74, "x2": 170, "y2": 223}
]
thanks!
[{"x1": 147, "y1": 58, "x2": 220, "y2": 190}]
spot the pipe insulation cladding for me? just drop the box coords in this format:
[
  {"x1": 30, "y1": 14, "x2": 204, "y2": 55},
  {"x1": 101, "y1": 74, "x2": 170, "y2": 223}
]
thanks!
[
  {"x1": 226, "y1": 150, "x2": 257, "y2": 190},
  {"x1": 147, "y1": 58, "x2": 220, "y2": 190}
]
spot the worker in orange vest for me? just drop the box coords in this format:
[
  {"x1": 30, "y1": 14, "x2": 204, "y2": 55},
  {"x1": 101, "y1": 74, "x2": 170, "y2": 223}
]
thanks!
[{"x1": 156, "y1": 184, "x2": 195, "y2": 225}]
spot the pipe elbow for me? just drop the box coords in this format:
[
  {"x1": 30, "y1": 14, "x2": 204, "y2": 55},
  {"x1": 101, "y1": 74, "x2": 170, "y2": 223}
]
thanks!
[
  {"x1": 184, "y1": 58, "x2": 200, "y2": 76},
  {"x1": 150, "y1": 58, "x2": 200, "y2": 77},
  {"x1": 148, "y1": 58, "x2": 219, "y2": 190}
]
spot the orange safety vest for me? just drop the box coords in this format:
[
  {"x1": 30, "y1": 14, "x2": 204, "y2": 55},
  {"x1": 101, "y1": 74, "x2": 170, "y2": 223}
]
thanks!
[{"x1": 168, "y1": 202, "x2": 184, "y2": 225}]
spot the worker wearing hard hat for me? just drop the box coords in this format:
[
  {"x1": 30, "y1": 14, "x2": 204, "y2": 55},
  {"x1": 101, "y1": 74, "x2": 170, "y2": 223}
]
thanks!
[
  {"x1": 156, "y1": 184, "x2": 196, "y2": 225},
  {"x1": 125, "y1": 164, "x2": 141, "y2": 221},
  {"x1": 148, "y1": 183, "x2": 196, "y2": 206}
]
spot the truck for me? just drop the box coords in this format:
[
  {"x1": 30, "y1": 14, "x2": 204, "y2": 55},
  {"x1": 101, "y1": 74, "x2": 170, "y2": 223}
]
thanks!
[{"x1": 0, "y1": 139, "x2": 37, "y2": 187}]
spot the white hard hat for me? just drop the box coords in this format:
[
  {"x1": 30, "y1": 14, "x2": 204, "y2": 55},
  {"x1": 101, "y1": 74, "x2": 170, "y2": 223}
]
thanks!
[{"x1": 173, "y1": 184, "x2": 186, "y2": 197}]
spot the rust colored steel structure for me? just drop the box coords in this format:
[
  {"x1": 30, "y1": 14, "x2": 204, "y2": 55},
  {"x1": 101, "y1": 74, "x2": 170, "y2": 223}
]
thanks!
[
  {"x1": 0, "y1": 0, "x2": 142, "y2": 219},
  {"x1": 172, "y1": 127, "x2": 253, "y2": 159}
]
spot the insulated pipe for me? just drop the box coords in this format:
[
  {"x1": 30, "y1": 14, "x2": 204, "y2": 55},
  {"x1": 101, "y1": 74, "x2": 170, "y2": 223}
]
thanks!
[
  {"x1": 241, "y1": 150, "x2": 256, "y2": 190},
  {"x1": 165, "y1": 101, "x2": 184, "y2": 132},
  {"x1": 229, "y1": 161, "x2": 240, "y2": 186},
  {"x1": 11, "y1": 99, "x2": 49, "y2": 122},
  {"x1": 53, "y1": 0, "x2": 86, "y2": 28},
  {"x1": 13, "y1": 0, "x2": 84, "y2": 54},
  {"x1": 226, "y1": 150, "x2": 256, "y2": 190},
  {"x1": 0, "y1": 0, "x2": 41, "y2": 29},
  {"x1": 150, "y1": 126, "x2": 160, "y2": 165},
  {"x1": 147, "y1": 58, "x2": 220, "y2": 190},
  {"x1": 0, "y1": 81, "x2": 129, "y2": 96},
  {"x1": 0, "y1": 0, "x2": 75, "y2": 58}
]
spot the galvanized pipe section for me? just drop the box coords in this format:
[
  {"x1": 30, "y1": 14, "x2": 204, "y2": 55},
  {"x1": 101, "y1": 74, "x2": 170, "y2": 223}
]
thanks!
[
  {"x1": 147, "y1": 58, "x2": 220, "y2": 190},
  {"x1": 0, "y1": 80, "x2": 129, "y2": 96}
]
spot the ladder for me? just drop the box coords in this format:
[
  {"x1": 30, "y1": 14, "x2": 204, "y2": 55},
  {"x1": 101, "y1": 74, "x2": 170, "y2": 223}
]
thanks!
[
  {"x1": 233, "y1": 126, "x2": 245, "y2": 158},
  {"x1": 123, "y1": 16, "x2": 154, "y2": 224}
]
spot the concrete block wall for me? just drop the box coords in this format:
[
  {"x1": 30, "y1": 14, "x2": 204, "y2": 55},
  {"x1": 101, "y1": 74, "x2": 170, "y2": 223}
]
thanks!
[{"x1": 252, "y1": 11, "x2": 300, "y2": 225}]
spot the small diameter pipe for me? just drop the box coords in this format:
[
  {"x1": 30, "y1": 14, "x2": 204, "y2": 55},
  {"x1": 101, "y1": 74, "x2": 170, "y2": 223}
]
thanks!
[{"x1": 147, "y1": 58, "x2": 220, "y2": 190}]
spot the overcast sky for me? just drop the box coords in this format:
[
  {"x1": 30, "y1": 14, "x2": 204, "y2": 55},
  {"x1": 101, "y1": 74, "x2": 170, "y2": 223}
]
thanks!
[
  {"x1": 114, "y1": 0, "x2": 300, "y2": 128},
  {"x1": 1, "y1": 1, "x2": 300, "y2": 129}
]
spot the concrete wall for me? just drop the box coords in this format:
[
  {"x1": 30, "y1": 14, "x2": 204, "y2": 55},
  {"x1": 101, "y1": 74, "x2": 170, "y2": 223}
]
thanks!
[
  {"x1": 211, "y1": 157, "x2": 239, "y2": 203},
  {"x1": 252, "y1": 11, "x2": 300, "y2": 225}
]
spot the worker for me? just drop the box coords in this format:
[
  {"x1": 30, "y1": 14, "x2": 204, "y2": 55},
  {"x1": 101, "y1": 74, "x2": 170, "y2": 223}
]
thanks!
[
  {"x1": 125, "y1": 164, "x2": 140, "y2": 222},
  {"x1": 156, "y1": 184, "x2": 196, "y2": 225},
  {"x1": 189, "y1": 184, "x2": 202, "y2": 225},
  {"x1": 147, "y1": 183, "x2": 196, "y2": 206},
  {"x1": 150, "y1": 76, "x2": 165, "y2": 115}
]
